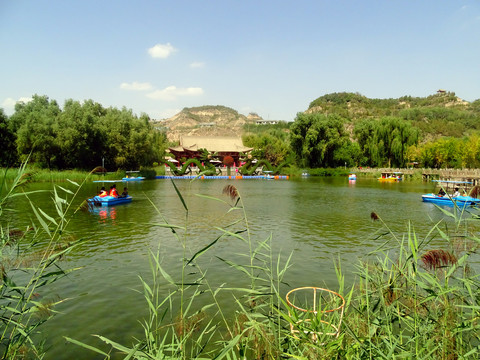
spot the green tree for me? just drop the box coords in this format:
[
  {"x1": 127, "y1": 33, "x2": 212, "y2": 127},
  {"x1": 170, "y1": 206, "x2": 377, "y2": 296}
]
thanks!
[
  {"x1": 0, "y1": 109, "x2": 18, "y2": 166},
  {"x1": 56, "y1": 99, "x2": 107, "y2": 169},
  {"x1": 10, "y1": 95, "x2": 61, "y2": 168},
  {"x1": 290, "y1": 113, "x2": 352, "y2": 167},
  {"x1": 101, "y1": 107, "x2": 164, "y2": 170},
  {"x1": 354, "y1": 117, "x2": 418, "y2": 167},
  {"x1": 242, "y1": 132, "x2": 290, "y2": 166}
]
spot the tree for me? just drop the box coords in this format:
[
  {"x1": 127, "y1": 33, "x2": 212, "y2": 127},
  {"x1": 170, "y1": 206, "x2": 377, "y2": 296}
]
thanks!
[
  {"x1": 242, "y1": 132, "x2": 290, "y2": 166},
  {"x1": 0, "y1": 109, "x2": 17, "y2": 166},
  {"x1": 55, "y1": 99, "x2": 106, "y2": 169},
  {"x1": 10, "y1": 95, "x2": 61, "y2": 168},
  {"x1": 354, "y1": 117, "x2": 418, "y2": 167},
  {"x1": 290, "y1": 113, "x2": 352, "y2": 167}
]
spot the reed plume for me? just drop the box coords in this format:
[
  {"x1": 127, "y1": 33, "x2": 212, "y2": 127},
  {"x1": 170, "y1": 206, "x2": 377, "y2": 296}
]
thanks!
[
  {"x1": 468, "y1": 185, "x2": 480, "y2": 198},
  {"x1": 370, "y1": 211, "x2": 379, "y2": 221},
  {"x1": 222, "y1": 184, "x2": 239, "y2": 201},
  {"x1": 421, "y1": 249, "x2": 457, "y2": 271}
]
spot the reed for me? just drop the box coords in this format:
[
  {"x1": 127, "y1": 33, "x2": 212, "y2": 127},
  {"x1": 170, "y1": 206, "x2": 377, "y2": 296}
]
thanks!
[
  {"x1": 57, "y1": 175, "x2": 480, "y2": 359},
  {"x1": 0, "y1": 163, "x2": 86, "y2": 358},
  {"x1": 0, "y1": 166, "x2": 125, "y2": 182}
]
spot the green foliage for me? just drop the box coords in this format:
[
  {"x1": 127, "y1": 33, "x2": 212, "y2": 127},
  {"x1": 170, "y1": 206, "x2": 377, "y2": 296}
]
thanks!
[
  {"x1": 242, "y1": 131, "x2": 291, "y2": 166},
  {"x1": 8, "y1": 96, "x2": 167, "y2": 170},
  {"x1": 0, "y1": 109, "x2": 17, "y2": 167},
  {"x1": 0, "y1": 163, "x2": 84, "y2": 359},
  {"x1": 354, "y1": 117, "x2": 419, "y2": 167},
  {"x1": 138, "y1": 167, "x2": 157, "y2": 179},
  {"x1": 290, "y1": 113, "x2": 353, "y2": 167},
  {"x1": 10, "y1": 95, "x2": 61, "y2": 168}
]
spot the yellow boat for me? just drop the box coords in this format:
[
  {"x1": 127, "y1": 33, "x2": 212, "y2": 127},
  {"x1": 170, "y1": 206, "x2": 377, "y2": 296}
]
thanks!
[
  {"x1": 378, "y1": 176, "x2": 398, "y2": 182},
  {"x1": 378, "y1": 172, "x2": 403, "y2": 182}
]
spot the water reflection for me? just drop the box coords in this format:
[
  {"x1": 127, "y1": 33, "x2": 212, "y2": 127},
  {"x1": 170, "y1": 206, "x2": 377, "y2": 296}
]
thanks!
[{"x1": 89, "y1": 205, "x2": 117, "y2": 223}]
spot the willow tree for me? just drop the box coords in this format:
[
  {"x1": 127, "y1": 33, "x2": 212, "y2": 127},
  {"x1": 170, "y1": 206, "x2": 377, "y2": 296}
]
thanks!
[
  {"x1": 355, "y1": 117, "x2": 419, "y2": 167},
  {"x1": 290, "y1": 113, "x2": 353, "y2": 167}
]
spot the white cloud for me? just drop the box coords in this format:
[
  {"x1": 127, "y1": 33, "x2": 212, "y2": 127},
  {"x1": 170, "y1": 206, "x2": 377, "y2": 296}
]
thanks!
[
  {"x1": 190, "y1": 61, "x2": 205, "y2": 68},
  {"x1": 1, "y1": 97, "x2": 32, "y2": 115},
  {"x1": 146, "y1": 86, "x2": 204, "y2": 101},
  {"x1": 148, "y1": 43, "x2": 177, "y2": 59},
  {"x1": 120, "y1": 81, "x2": 153, "y2": 91}
]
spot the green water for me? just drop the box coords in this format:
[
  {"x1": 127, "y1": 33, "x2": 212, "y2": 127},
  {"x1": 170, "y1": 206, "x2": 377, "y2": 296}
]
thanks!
[{"x1": 9, "y1": 177, "x2": 478, "y2": 359}]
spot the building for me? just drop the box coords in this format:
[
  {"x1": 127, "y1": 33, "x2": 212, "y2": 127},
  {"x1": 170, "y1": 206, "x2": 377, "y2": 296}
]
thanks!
[
  {"x1": 168, "y1": 136, "x2": 253, "y2": 163},
  {"x1": 255, "y1": 120, "x2": 279, "y2": 125}
]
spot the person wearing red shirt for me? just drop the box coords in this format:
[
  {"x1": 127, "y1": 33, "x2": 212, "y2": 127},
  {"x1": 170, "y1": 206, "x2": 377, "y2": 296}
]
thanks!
[
  {"x1": 99, "y1": 187, "x2": 108, "y2": 197},
  {"x1": 109, "y1": 184, "x2": 119, "y2": 197}
]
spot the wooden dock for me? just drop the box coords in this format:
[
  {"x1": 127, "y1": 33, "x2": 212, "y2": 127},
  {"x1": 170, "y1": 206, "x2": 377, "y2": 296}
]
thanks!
[{"x1": 355, "y1": 167, "x2": 480, "y2": 186}]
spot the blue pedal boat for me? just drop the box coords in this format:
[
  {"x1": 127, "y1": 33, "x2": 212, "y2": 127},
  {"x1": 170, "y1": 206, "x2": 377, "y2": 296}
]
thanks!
[
  {"x1": 88, "y1": 195, "x2": 132, "y2": 207},
  {"x1": 421, "y1": 193, "x2": 480, "y2": 207}
]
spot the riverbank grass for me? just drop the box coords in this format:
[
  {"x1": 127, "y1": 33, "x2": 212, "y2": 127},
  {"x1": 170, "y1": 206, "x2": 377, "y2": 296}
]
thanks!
[
  {"x1": 0, "y1": 163, "x2": 85, "y2": 358},
  {"x1": 67, "y1": 180, "x2": 480, "y2": 359}
]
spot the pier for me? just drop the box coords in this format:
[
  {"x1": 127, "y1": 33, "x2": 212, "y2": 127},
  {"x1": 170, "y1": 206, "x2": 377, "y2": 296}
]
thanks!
[{"x1": 355, "y1": 167, "x2": 480, "y2": 186}]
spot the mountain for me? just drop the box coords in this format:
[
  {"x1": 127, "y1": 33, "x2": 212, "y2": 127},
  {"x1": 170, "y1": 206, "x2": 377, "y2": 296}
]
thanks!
[{"x1": 157, "y1": 105, "x2": 256, "y2": 141}]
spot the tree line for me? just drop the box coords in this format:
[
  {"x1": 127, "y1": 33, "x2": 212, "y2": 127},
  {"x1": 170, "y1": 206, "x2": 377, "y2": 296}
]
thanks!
[
  {"x1": 3, "y1": 92, "x2": 480, "y2": 171},
  {"x1": 245, "y1": 91, "x2": 480, "y2": 169},
  {"x1": 0, "y1": 95, "x2": 166, "y2": 170}
]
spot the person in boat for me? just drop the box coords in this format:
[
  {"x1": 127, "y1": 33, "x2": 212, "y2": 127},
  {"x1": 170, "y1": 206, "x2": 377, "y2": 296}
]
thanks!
[
  {"x1": 120, "y1": 187, "x2": 128, "y2": 198},
  {"x1": 437, "y1": 188, "x2": 446, "y2": 197},
  {"x1": 452, "y1": 187, "x2": 461, "y2": 197},
  {"x1": 109, "y1": 184, "x2": 119, "y2": 197},
  {"x1": 99, "y1": 187, "x2": 108, "y2": 197}
]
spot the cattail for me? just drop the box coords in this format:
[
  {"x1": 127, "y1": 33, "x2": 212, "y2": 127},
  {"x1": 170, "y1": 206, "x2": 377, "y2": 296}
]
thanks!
[
  {"x1": 421, "y1": 249, "x2": 457, "y2": 271},
  {"x1": 469, "y1": 185, "x2": 480, "y2": 198},
  {"x1": 223, "y1": 184, "x2": 239, "y2": 201}
]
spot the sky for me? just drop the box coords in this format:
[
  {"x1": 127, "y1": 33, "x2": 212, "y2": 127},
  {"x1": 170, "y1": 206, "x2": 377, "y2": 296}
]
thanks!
[{"x1": 1, "y1": 1, "x2": 480, "y2": 121}]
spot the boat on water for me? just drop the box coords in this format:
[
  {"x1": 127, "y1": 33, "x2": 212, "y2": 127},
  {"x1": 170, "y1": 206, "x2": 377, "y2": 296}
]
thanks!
[
  {"x1": 122, "y1": 176, "x2": 145, "y2": 181},
  {"x1": 122, "y1": 170, "x2": 145, "y2": 181},
  {"x1": 422, "y1": 179, "x2": 480, "y2": 207},
  {"x1": 421, "y1": 194, "x2": 480, "y2": 207},
  {"x1": 87, "y1": 195, "x2": 132, "y2": 207},
  {"x1": 348, "y1": 173, "x2": 357, "y2": 180},
  {"x1": 378, "y1": 172, "x2": 403, "y2": 182}
]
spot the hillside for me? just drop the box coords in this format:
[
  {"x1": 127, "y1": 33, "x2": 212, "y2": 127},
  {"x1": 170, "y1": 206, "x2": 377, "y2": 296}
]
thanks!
[
  {"x1": 306, "y1": 91, "x2": 471, "y2": 119},
  {"x1": 157, "y1": 105, "x2": 257, "y2": 141},
  {"x1": 155, "y1": 91, "x2": 480, "y2": 142},
  {"x1": 306, "y1": 91, "x2": 480, "y2": 139}
]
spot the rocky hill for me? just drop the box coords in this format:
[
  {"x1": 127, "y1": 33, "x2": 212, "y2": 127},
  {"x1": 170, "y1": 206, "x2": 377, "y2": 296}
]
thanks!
[{"x1": 157, "y1": 106, "x2": 259, "y2": 141}]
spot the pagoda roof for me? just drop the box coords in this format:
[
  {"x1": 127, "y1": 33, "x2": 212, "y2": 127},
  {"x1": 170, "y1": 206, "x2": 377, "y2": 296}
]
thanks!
[{"x1": 172, "y1": 136, "x2": 253, "y2": 153}]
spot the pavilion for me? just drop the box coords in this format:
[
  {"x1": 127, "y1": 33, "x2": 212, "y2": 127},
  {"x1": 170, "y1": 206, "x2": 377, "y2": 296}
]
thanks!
[{"x1": 168, "y1": 136, "x2": 253, "y2": 164}]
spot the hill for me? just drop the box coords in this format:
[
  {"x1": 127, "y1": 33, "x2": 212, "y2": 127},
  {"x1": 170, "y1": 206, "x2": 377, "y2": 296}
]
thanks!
[
  {"x1": 306, "y1": 91, "x2": 471, "y2": 119},
  {"x1": 306, "y1": 91, "x2": 480, "y2": 139},
  {"x1": 157, "y1": 105, "x2": 257, "y2": 141},
  {"x1": 155, "y1": 91, "x2": 480, "y2": 142}
]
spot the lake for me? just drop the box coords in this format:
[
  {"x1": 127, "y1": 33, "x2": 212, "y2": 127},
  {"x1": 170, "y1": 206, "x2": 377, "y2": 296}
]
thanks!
[{"x1": 9, "y1": 176, "x2": 480, "y2": 359}]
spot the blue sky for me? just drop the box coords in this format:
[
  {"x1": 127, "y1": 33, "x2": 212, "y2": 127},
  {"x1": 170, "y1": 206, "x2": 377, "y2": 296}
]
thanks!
[{"x1": 1, "y1": 1, "x2": 479, "y2": 121}]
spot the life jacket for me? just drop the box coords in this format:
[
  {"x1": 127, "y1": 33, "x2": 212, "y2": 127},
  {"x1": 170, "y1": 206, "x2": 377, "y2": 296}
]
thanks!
[
  {"x1": 99, "y1": 190, "x2": 108, "y2": 198},
  {"x1": 109, "y1": 188, "x2": 119, "y2": 197}
]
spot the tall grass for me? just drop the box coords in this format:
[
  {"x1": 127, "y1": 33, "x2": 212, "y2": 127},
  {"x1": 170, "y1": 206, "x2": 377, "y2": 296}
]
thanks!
[
  {"x1": 61, "y1": 179, "x2": 479, "y2": 359},
  {"x1": 0, "y1": 166, "x2": 126, "y2": 182},
  {"x1": 0, "y1": 163, "x2": 87, "y2": 358}
]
